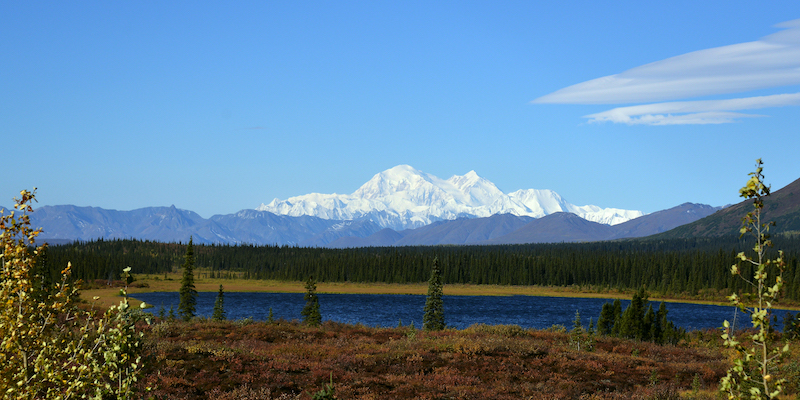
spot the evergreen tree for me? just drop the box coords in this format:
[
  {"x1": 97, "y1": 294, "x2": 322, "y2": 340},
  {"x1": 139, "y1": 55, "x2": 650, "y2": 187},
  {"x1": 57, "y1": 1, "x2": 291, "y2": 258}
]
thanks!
[
  {"x1": 611, "y1": 299, "x2": 623, "y2": 337},
  {"x1": 619, "y1": 287, "x2": 648, "y2": 340},
  {"x1": 570, "y1": 309, "x2": 585, "y2": 350},
  {"x1": 653, "y1": 302, "x2": 668, "y2": 344},
  {"x1": 212, "y1": 284, "x2": 226, "y2": 321},
  {"x1": 598, "y1": 291, "x2": 683, "y2": 345},
  {"x1": 643, "y1": 305, "x2": 656, "y2": 342},
  {"x1": 597, "y1": 302, "x2": 615, "y2": 335},
  {"x1": 301, "y1": 275, "x2": 321, "y2": 326},
  {"x1": 658, "y1": 302, "x2": 684, "y2": 345},
  {"x1": 783, "y1": 312, "x2": 800, "y2": 340},
  {"x1": 267, "y1": 307, "x2": 275, "y2": 323},
  {"x1": 178, "y1": 237, "x2": 197, "y2": 321},
  {"x1": 423, "y1": 257, "x2": 445, "y2": 331},
  {"x1": 571, "y1": 309, "x2": 584, "y2": 334}
]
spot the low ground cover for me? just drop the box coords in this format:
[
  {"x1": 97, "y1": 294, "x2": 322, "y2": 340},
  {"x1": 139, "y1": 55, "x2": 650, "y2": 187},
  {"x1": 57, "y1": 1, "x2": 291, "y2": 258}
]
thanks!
[{"x1": 137, "y1": 318, "x2": 745, "y2": 399}]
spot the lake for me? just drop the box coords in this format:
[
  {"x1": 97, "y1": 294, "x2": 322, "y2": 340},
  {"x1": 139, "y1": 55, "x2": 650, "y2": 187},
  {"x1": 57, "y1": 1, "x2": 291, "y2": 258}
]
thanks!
[{"x1": 132, "y1": 292, "x2": 796, "y2": 332}]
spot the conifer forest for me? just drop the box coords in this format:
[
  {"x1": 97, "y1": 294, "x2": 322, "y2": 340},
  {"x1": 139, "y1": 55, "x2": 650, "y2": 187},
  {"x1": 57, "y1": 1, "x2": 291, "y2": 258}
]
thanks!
[{"x1": 40, "y1": 234, "x2": 800, "y2": 301}]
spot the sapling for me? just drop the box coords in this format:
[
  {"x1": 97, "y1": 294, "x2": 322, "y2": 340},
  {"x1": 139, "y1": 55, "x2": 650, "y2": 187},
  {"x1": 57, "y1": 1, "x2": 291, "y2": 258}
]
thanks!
[{"x1": 720, "y1": 160, "x2": 789, "y2": 400}]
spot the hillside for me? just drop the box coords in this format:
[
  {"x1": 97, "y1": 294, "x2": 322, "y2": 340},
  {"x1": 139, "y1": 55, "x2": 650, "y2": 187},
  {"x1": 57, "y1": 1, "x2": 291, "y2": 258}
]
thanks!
[{"x1": 656, "y1": 177, "x2": 800, "y2": 239}]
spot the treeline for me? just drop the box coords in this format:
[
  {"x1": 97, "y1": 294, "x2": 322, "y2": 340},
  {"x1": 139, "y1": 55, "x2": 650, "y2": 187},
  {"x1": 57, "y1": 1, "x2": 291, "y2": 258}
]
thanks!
[{"x1": 40, "y1": 235, "x2": 800, "y2": 301}]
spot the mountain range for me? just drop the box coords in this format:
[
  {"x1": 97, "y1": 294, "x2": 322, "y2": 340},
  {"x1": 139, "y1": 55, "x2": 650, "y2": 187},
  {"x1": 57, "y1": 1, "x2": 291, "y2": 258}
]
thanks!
[
  {"x1": 13, "y1": 164, "x2": 781, "y2": 247},
  {"x1": 257, "y1": 165, "x2": 644, "y2": 230}
]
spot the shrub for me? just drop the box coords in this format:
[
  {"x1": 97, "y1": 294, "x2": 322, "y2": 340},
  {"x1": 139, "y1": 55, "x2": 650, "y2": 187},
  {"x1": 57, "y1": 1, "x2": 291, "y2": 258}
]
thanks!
[
  {"x1": 721, "y1": 160, "x2": 791, "y2": 399},
  {"x1": 0, "y1": 189, "x2": 149, "y2": 399}
]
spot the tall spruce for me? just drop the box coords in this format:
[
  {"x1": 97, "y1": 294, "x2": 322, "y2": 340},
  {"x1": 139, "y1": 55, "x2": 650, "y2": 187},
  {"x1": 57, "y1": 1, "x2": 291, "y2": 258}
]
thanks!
[
  {"x1": 643, "y1": 305, "x2": 656, "y2": 342},
  {"x1": 423, "y1": 257, "x2": 445, "y2": 331},
  {"x1": 611, "y1": 299, "x2": 623, "y2": 337},
  {"x1": 301, "y1": 275, "x2": 321, "y2": 326},
  {"x1": 212, "y1": 284, "x2": 226, "y2": 321},
  {"x1": 597, "y1": 302, "x2": 615, "y2": 335},
  {"x1": 619, "y1": 287, "x2": 648, "y2": 340},
  {"x1": 178, "y1": 237, "x2": 197, "y2": 321}
]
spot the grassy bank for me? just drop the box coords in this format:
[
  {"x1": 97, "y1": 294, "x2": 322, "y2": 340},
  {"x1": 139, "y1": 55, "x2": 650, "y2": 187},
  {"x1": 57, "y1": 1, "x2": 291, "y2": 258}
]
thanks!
[{"x1": 79, "y1": 271, "x2": 800, "y2": 311}]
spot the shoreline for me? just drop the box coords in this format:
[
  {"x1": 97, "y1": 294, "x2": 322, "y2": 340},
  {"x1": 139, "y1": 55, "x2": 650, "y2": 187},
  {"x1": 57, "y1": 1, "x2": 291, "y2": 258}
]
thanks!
[{"x1": 80, "y1": 272, "x2": 799, "y2": 311}]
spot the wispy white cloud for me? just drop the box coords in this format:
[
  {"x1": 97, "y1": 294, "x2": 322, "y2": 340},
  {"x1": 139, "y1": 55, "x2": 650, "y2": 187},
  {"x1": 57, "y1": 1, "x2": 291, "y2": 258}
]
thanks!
[
  {"x1": 584, "y1": 92, "x2": 800, "y2": 125},
  {"x1": 534, "y1": 19, "x2": 800, "y2": 125}
]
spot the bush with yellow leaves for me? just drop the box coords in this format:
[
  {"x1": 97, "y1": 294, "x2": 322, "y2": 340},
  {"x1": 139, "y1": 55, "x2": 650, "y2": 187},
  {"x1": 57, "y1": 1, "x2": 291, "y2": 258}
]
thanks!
[{"x1": 0, "y1": 189, "x2": 149, "y2": 399}]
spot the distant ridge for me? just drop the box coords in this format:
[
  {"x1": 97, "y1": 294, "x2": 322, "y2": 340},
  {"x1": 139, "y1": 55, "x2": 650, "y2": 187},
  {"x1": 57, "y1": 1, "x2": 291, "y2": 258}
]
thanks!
[
  {"x1": 26, "y1": 200, "x2": 720, "y2": 248},
  {"x1": 655, "y1": 177, "x2": 800, "y2": 239},
  {"x1": 609, "y1": 203, "x2": 721, "y2": 239},
  {"x1": 485, "y1": 212, "x2": 615, "y2": 244},
  {"x1": 394, "y1": 214, "x2": 534, "y2": 246},
  {"x1": 327, "y1": 202, "x2": 719, "y2": 247}
]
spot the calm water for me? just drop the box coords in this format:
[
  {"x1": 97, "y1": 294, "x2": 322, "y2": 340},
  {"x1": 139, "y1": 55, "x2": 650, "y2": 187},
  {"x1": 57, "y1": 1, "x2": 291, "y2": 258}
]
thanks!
[{"x1": 132, "y1": 292, "x2": 795, "y2": 331}]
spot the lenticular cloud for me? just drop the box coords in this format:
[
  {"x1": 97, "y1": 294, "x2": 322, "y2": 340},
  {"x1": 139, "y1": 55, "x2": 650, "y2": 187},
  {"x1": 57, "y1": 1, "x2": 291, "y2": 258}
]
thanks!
[
  {"x1": 534, "y1": 19, "x2": 800, "y2": 125},
  {"x1": 584, "y1": 92, "x2": 800, "y2": 125}
]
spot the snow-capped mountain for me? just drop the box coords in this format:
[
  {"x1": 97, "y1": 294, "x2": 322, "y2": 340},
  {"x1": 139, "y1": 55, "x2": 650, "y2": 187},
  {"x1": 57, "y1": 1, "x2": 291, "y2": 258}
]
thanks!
[{"x1": 257, "y1": 165, "x2": 644, "y2": 230}]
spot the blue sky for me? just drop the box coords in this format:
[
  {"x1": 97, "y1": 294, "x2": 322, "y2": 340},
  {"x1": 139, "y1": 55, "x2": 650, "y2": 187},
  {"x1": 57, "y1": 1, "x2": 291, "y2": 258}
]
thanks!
[{"x1": 2, "y1": 2, "x2": 799, "y2": 218}]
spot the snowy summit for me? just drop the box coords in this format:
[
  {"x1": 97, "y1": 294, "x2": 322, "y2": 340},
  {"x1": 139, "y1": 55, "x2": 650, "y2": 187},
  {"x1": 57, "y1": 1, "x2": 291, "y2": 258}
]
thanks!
[{"x1": 257, "y1": 165, "x2": 644, "y2": 231}]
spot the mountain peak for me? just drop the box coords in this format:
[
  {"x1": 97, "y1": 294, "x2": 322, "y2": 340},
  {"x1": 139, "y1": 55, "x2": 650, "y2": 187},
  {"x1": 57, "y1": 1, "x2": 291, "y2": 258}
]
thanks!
[
  {"x1": 463, "y1": 170, "x2": 479, "y2": 179},
  {"x1": 257, "y1": 165, "x2": 645, "y2": 230},
  {"x1": 353, "y1": 165, "x2": 434, "y2": 199}
]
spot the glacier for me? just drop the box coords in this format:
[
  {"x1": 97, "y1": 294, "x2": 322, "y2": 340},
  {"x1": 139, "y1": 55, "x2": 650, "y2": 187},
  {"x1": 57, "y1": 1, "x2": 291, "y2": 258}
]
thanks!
[{"x1": 257, "y1": 165, "x2": 644, "y2": 231}]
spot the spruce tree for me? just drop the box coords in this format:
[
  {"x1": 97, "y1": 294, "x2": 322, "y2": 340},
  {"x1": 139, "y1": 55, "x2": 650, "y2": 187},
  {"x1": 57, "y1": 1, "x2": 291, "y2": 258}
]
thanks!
[
  {"x1": 643, "y1": 305, "x2": 656, "y2": 342},
  {"x1": 178, "y1": 237, "x2": 197, "y2": 321},
  {"x1": 571, "y1": 309, "x2": 584, "y2": 334},
  {"x1": 212, "y1": 284, "x2": 226, "y2": 321},
  {"x1": 611, "y1": 299, "x2": 623, "y2": 337},
  {"x1": 423, "y1": 257, "x2": 445, "y2": 331},
  {"x1": 619, "y1": 287, "x2": 648, "y2": 340},
  {"x1": 597, "y1": 302, "x2": 615, "y2": 335},
  {"x1": 301, "y1": 275, "x2": 321, "y2": 326},
  {"x1": 652, "y1": 302, "x2": 667, "y2": 344}
]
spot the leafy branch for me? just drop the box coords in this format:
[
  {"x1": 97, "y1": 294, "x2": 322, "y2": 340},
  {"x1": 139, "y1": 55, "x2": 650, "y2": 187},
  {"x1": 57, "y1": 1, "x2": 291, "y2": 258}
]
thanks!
[{"x1": 721, "y1": 160, "x2": 789, "y2": 399}]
